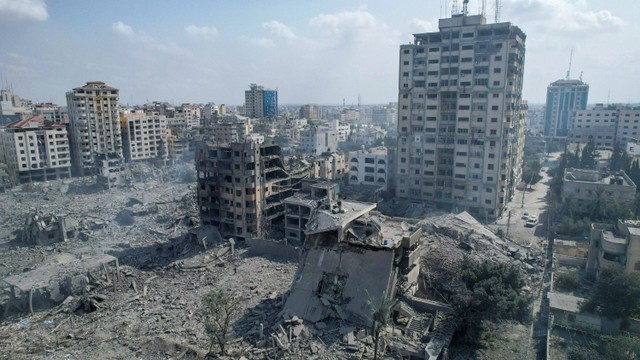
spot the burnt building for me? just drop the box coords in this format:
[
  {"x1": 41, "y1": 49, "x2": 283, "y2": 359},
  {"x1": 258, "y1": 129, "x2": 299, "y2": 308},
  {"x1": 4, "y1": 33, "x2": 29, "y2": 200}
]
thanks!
[{"x1": 196, "y1": 142, "x2": 294, "y2": 241}]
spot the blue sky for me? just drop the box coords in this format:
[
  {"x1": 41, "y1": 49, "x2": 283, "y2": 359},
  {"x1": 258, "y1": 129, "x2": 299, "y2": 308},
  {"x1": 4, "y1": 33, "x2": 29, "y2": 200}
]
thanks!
[{"x1": 0, "y1": 0, "x2": 637, "y2": 106}]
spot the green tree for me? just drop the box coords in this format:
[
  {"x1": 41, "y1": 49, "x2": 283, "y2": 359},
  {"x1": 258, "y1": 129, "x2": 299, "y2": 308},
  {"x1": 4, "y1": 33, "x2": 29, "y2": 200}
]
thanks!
[
  {"x1": 582, "y1": 268, "x2": 640, "y2": 319},
  {"x1": 610, "y1": 144, "x2": 632, "y2": 172},
  {"x1": 555, "y1": 271, "x2": 581, "y2": 291},
  {"x1": 580, "y1": 137, "x2": 600, "y2": 169},
  {"x1": 367, "y1": 291, "x2": 397, "y2": 360},
  {"x1": 202, "y1": 289, "x2": 240, "y2": 356}
]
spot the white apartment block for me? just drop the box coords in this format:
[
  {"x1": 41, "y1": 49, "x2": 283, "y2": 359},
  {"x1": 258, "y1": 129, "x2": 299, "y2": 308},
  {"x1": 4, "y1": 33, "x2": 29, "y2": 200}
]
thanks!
[
  {"x1": 120, "y1": 111, "x2": 168, "y2": 163},
  {"x1": 209, "y1": 116, "x2": 253, "y2": 145},
  {"x1": 570, "y1": 105, "x2": 640, "y2": 148},
  {"x1": 329, "y1": 120, "x2": 351, "y2": 142},
  {"x1": 396, "y1": 13, "x2": 527, "y2": 220},
  {"x1": 299, "y1": 126, "x2": 339, "y2": 156},
  {"x1": 66, "y1": 81, "x2": 122, "y2": 176},
  {"x1": 0, "y1": 114, "x2": 71, "y2": 183},
  {"x1": 34, "y1": 103, "x2": 68, "y2": 124},
  {"x1": 348, "y1": 146, "x2": 389, "y2": 190}
]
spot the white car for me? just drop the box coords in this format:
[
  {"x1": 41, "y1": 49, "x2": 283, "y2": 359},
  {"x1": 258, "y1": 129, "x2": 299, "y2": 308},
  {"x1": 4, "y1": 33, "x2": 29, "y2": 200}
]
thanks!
[
  {"x1": 525, "y1": 215, "x2": 538, "y2": 227},
  {"x1": 521, "y1": 212, "x2": 530, "y2": 220}
]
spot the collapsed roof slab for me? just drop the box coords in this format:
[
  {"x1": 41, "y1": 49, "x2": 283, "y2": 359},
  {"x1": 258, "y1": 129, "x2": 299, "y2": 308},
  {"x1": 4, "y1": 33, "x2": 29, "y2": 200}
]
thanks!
[{"x1": 283, "y1": 244, "x2": 395, "y2": 326}]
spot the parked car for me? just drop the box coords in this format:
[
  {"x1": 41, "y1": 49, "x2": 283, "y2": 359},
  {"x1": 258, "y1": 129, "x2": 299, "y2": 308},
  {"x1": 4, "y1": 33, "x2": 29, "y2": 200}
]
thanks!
[
  {"x1": 526, "y1": 215, "x2": 538, "y2": 227},
  {"x1": 521, "y1": 212, "x2": 530, "y2": 220}
]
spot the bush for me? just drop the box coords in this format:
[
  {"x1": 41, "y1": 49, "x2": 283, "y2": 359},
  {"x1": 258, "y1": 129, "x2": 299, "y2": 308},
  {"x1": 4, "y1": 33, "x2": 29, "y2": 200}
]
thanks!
[{"x1": 555, "y1": 271, "x2": 581, "y2": 291}]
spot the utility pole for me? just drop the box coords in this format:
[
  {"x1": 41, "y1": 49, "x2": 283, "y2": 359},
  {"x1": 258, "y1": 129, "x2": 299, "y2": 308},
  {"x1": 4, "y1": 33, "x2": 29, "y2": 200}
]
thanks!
[{"x1": 506, "y1": 210, "x2": 512, "y2": 238}]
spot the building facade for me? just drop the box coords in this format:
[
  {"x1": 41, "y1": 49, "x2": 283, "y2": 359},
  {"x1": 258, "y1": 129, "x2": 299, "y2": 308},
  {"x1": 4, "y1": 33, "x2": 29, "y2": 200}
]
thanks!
[
  {"x1": 348, "y1": 146, "x2": 390, "y2": 190},
  {"x1": 544, "y1": 79, "x2": 589, "y2": 138},
  {"x1": 570, "y1": 105, "x2": 640, "y2": 148},
  {"x1": 299, "y1": 104, "x2": 321, "y2": 120},
  {"x1": 66, "y1": 81, "x2": 122, "y2": 176},
  {"x1": 244, "y1": 84, "x2": 278, "y2": 119},
  {"x1": 0, "y1": 114, "x2": 71, "y2": 183},
  {"x1": 562, "y1": 168, "x2": 636, "y2": 211},
  {"x1": 195, "y1": 142, "x2": 294, "y2": 241},
  {"x1": 299, "y1": 126, "x2": 338, "y2": 156},
  {"x1": 395, "y1": 13, "x2": 527, "y2": 220},
  {"x1": 119, "y1": 111, "x2": 168, "y2": 163}
]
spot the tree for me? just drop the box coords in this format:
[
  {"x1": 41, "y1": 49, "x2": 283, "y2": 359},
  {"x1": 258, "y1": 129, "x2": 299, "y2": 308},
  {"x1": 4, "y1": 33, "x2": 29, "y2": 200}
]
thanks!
[
  {"x1": 367, "y1": 291, "x2": 397, "y2": 360},
  {"x1": 452, "y1": 257, "x2": 529, "y2": 343},
  {"x1": 581, "y1": 267, "x2": 640, "y2": 319},
  {"x1": 202, "y1": 289, "x2": 240, "y2": 356},
  {"x1": 580, "y1": 137, "x2": 600, "y2": 169},
  {"x1": 610, "y1": 144, "x2": 631, "y2": 172}
]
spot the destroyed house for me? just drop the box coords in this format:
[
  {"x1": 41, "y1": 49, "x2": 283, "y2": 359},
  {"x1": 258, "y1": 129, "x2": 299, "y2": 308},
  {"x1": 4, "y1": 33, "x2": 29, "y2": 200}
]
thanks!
[
  {"x1": 196, "y1": 142, "x2": 294, "y2": 241},
  {"x1": 284, "y1": 197, "x2": 422, "y2": 326}
]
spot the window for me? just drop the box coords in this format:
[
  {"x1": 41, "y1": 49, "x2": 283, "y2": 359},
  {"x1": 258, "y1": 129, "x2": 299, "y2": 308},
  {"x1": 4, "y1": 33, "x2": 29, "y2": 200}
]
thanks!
[
  {"x1": 494, "y1": 68, "x2": 501, "y2": 73},
  {"x1": 403, "y1": 49, "x2": 410, "y2": 54},
  {"x1": 403, "y1": 61, "x2": 409, "y2": 65},
  {"x1": 493, "y1": 81, "x2": 500, "y2": 86}
]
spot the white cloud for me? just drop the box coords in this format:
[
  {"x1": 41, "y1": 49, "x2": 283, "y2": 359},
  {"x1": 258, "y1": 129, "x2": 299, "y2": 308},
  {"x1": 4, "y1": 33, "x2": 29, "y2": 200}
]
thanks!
[
  {"x1": 112, "y1": 21, "x2": 188, "y2": 55},
  {"x1": 185, "y1": 25, "x2": 219, "y2": 41},
  {"x1": 409, "y1": 18, "x2": 436, "y2": 33},
  {"x1": 506, "y1": 0, "x2": 625, "y2": 32},
  {"x1": 262, "y1": 20, "x2": 296, "y2": 40},
  {"x1": 309, "y1": 10, "x2": 399, "y2": 46},
  {"x1": 0, "y1": 0, "x2": 48, "y2": 21},
  {"x1": 240, "y1": 36, "x2": 275, "y2": 48}
]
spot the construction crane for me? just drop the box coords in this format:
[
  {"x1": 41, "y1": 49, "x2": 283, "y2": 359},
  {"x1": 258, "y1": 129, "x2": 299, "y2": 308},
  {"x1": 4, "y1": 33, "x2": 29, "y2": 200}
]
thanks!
[{"x1": 495, "y1": 0, "x2": 502, "y2": 23}]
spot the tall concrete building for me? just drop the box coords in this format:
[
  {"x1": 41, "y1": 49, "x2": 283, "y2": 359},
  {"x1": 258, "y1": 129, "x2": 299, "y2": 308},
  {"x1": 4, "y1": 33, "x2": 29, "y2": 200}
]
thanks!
[
  {"x1": 395, "y1": 13, "x2": 527, "y2": 220},
  {"x1": 119, "y1": 110, "x2": 168, "y2": 163},
  {"x1": 66, "y1": 81, "x2": 122, "y2": 176},
  {"x1": 244, "y1": 84, "x2": 278, "y2": 118},
  {"x1": 544, "y1": 79, "x2": 589, "y2": 137}
]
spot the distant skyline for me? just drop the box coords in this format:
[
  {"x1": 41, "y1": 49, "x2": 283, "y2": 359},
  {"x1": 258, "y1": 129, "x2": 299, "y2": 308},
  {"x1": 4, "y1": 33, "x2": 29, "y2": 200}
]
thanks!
[{"x1": 0, "y1": 0, "x2": 637, "y2": 106}]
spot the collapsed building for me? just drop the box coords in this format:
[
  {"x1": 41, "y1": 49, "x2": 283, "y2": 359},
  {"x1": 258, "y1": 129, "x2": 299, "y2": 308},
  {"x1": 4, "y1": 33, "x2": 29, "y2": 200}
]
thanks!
[
  {"x1": 22, "y1": 209, "x2": 76, "y2": 245},
  {"x1": 282, "y1": 186, "x2": 456, "y2": 359},
  {"x1": 196, "y1": 142, "x2": 299, "y2": 241}
]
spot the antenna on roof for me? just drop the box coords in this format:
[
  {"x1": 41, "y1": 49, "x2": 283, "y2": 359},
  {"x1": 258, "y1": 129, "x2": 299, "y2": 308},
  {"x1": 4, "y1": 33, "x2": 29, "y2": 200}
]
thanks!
[
  {"x1": 462, "y1": 0, "x2": 469, "y2": 15},
  {"x1": 480, "y1": 0, "x2": 487, "y2": 17},
  {"x1": 495, "y1": 0, "x2": 502, "y2": 22},
  {"x1": 452, "y1": 0, "x2": 459, "y2": 15},
  {"x1": 566, "y1": 48, "x2": 573, "y2": 80},
  {"x1": 579, "y1": 71, "x2": 583, "y2": 82}
]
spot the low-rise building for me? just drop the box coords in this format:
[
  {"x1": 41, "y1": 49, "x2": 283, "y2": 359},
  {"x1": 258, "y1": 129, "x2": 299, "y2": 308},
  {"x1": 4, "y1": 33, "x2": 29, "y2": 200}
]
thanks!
[
  {"x1": 587, "y1": 220, "x2": 640, "y2": 277},
  {"x1": 0, "y1": 114, "x2": 71, "y2": 183},
  {"x1": 348, "y1": 146, "x2": 390, "y2": 190},
  {"x1": 299, "y1": 126, "x2": 338, "y2": 156},
  {"x1": 562, "y1": 168, "x2": 636, "y2": 211}
]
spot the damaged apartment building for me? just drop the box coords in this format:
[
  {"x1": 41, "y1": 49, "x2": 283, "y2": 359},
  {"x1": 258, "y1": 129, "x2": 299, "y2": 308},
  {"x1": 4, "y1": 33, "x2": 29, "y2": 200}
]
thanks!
[
  {"x1": 196, "y1": 142, "x2": 298, "y2": 241},
  {"x1": 282, "y1": 183, "x2": 456, "y2": 359}
]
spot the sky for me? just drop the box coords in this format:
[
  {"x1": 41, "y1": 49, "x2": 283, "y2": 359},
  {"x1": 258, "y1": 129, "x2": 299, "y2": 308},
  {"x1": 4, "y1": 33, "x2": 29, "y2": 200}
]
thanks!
[{"x1": 0, "y1": 0, "x2": 638, "y2": 106}]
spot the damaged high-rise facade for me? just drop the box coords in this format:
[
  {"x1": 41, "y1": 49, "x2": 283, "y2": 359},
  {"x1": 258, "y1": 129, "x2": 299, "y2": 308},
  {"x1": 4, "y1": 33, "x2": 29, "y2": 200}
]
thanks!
[
  {"x1": 395, "y1": 13, "x2": 527, "y2": 220},
  {"x1": 196, "y1": 142, "x2": 294, "y2": 241}
]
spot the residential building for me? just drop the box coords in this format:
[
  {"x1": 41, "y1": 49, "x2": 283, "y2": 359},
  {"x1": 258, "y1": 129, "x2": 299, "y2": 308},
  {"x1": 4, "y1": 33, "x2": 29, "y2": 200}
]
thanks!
[
  {"x1": 395, "y1": 13, "x2": 527, "y2": 220},
  {"x1": 328, "y1": 120, "x2": 351, "y2": 142},
  {"x1": 206, "y1": 115, "x2": 253, "y2": 145},
  {"x1": 66, "y1": 81, "x2": 122, "y2": 176},
  {"x1": 587, "y1": 220, "x2": 640, "y2": 277},
  {"x1": 244, "y1": 84, "x2": 278, "y2": 118},
  {"x1": 371, "y1": 104, "x2": 398, "y2": 125},
  {"x1": 0, "y1": 162, "x2": 9, "y2": 191},
  {"x1": 299, "y1": 126, "x2": 338, "y2": 156},
  {"x1": 0, "y1": 89, "x2": 32, "y2": 125},
  {"x1": 348, "y1": 146, "x2": 390, "y2": 190},
  {"x1": 544, "y1": 79, "x2": 589, "y2": 138},
  {"x1": 34, "y1": 103, "x2": 68, "y2": 124},
  {"x1": 299, "y1": 104, "x2": 321, "y2": 120},
  {"x1": 0, "y1": 114, "x2": 71, "y2": 183},
  {"x1": 562, "y1": 168, "x2": 636, "y2": 211},
  {"x1": 119, "y1": 110, "x2": 168, "y2": 163},
  {"x1": 311, "y1": 153, "x2": 347, "y2": 181},
  {"x1": 570, "y1": 104, "x2": 640, "y2": 148},
  {"x1": 195, "y1": 142, "x2": 294, "y2": 241}
]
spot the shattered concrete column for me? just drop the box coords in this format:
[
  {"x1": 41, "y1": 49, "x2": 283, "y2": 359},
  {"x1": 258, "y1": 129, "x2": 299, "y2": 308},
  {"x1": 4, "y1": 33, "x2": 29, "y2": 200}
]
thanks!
[{"x1": 229, "y1": 237, "x2": 235, "y2": 255}]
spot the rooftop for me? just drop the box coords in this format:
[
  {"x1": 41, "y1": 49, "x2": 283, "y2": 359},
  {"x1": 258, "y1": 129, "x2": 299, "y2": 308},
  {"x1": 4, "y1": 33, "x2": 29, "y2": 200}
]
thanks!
[
  {"x1": 73, "y1": 81, "x2": 118, "y2": 91},
  {"x1": 305, "y1": 200, "x2": 376, "y2": 235},
  {"x1": 548, "y1": 292, "x2": 585, "y2": 313},
  {"x1": 6, "y1": 114, "x2": 65, "y2": 129},
  {"x1": 564, "y1": 168, "x2": 634, "y2": 187}
]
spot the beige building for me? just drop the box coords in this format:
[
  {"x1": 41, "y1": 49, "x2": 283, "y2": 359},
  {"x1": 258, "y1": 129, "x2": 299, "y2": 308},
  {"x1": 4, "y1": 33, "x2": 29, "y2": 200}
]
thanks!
[
  {"x1": 562, "y1": 168, "x2": 636, "y2": 211},
  {"x1": 570, "y1": 104, "x2": 640, "y2": 148},
  {"x1": 395, "y1": 13, "x2": 527, "y2": 220},
  {"x1": 587, "y1": 220, "x2": 640, "y2": 277},
  {"x1": 348, "y1": 146, "x2": 390, "y2": 190},
  {"x1": 299, "y1": 104, "x2": 321, "y2": 120},
  {"x1": 119, "y1": 111, "x2": 168, "y2": 163},
  {"x1": 0, "y1": 114, "x2": 71, "y2": 183},
  {"x1": 299, "y1": 126, "x2": 338, "y2": 156},
  {"x1": 195, "y1": 142, "x2": 294, "y2": 241},
  {"x1": 66, "y1": 81, "x2": 122, "y2": 176}
]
